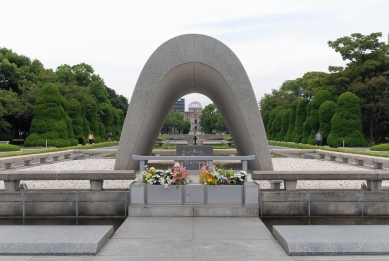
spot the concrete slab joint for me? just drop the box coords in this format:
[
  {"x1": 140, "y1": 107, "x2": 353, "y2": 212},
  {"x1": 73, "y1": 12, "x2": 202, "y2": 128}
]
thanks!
[{"x1": 114, "y1": 34, "x2": 273, "y2": 172}]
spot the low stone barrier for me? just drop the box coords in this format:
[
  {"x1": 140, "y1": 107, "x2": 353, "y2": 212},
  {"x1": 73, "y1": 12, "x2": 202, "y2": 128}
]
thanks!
[
  {"x1": 0, "y1": 150, "x2": 73, "y2": 169},
  {"x1": 260, "y1": 190, "x2": 389, "y2": 216},
  {"x1": 270, "y1": 149, "x2": 315, "y2": 158},
  {"x1": 252, "y1": 170, "x2": 388, "y2": 191},
  {"x1": 0, "y1": 190, "x2": 129, "y2": 217},
  {"x1": 0, "y1": 170, "x2": 135, "y2": 192}
]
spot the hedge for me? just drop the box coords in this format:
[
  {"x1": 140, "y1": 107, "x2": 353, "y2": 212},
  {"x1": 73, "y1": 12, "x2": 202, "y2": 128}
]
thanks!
[
  {"x1": 0, "y1": 144, "x2": 20, "y2": 151},
  {"x1": 319, "y1": 100, "x2": 336, "y2": 145},
  {"x1": 284, "y1": 100, "x2": 298, "y2": 142},
  {"x1": 327, "y1": 92, "x2": 368, "y2": 147},
  {"x1": 293, "y1": 99, "x2": 309, "y2": 143}
]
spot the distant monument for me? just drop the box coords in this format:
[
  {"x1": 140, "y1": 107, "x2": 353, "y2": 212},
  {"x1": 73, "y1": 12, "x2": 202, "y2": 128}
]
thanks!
[{"x1": 114, "y1": 34, "x2": 273, "y2": 171}]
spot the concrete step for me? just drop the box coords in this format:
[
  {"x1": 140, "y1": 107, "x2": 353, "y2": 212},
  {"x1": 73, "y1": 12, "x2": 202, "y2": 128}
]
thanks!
[{"x1": 0, "y1": 225, "x2": 113, "y2": 255}]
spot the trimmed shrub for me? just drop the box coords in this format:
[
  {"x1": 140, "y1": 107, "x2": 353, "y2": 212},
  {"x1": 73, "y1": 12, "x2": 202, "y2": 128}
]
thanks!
[
  {"x1": 49, "y1": 139, "x2": 71, "y2": 148},
  {"x1": 308, "y1": 90, "x2": 333, "y2": 145},
  {"x1": 293, "y1": 99, "x2": 309, "y2": 143},
  {"x1": 262, "y1": 111, "x2": 270, "y2": 132},
  {"x1": 319, "y1": 101, "x2": 336, "y2": 145},
  {"x1": 301, "y1": 101, "x2": 313, "y2": 144},
  {"x1": 273, "y1": 110, "x2": 285, "y2": 141},
  {"x1": 284, "y1": 100, "x2": 299, "y2": 142},
  {"x1": 279, "y1": 109, "x2": 291, "y2": 141},
  {"x1": 370, "y1": 144, "x2": 389, "y2": 151},
  {"x1": 26, "y1": 83, "x2": 75, "y2": 147},
  {"x1": 266, "y1": 110, "x2": 278, "y2": 140},
  {"x1": 0, "y1": 144, "x2": 20, "y2": 151},
  {"x1": 67, "y1": 98, "x2": 87, "y2": 145},
  {"x1": 24, "y1": 133, "x2": 46, "y2": 147},
  {"x1": 327, "y1": 92, "x2": 368, "y2": 147}
]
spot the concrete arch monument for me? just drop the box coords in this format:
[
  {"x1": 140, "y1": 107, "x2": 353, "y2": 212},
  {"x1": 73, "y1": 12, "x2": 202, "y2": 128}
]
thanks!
[{"x1": 114, "y1": 34, "x2": 273, "y2": 171}]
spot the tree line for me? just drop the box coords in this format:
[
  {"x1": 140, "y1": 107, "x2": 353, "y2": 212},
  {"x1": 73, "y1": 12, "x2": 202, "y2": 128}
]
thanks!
[
  {"x1": 260, "y1": 32, "x2": 389, "y2": 147},
  {"x1": 0, "y1": 48, "x2": 128, "y2": 146},
  {"x1": 162, "y1": 110, "x2": 191, "y2": 134}
]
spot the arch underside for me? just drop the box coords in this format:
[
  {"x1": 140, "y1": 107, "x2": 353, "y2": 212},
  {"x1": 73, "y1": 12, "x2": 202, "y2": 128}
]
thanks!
[{"x1": 114, "y1": 34, "x2": 273, "y2": 171}]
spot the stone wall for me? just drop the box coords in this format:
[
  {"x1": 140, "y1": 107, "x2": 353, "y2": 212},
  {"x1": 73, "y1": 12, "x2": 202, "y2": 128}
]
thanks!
[
  {"x1": 260, "y1": 190, "x2": 389, "y2": 216},
  {"x1": 0, "y1": 190, "x2": 129, "y2": 217}
]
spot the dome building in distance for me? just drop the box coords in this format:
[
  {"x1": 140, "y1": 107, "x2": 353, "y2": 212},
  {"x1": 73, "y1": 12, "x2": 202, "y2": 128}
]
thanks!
[{"x1": 185, "y1": 101, "x2": 203, "y2": 134}]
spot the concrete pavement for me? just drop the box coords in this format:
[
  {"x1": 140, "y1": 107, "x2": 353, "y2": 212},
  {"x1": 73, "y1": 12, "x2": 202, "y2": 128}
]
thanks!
[{"x1": 1, "y1": 217, "x2": 389, "y2": 260}]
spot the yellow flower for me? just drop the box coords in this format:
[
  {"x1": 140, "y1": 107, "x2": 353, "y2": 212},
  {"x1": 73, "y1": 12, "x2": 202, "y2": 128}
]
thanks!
[
  {"x1": 150, "y1": 167, "x2": 156, "y2": 172},
  {"x1": 146, "y1": 173, "x2": 152, "y2": 179}
]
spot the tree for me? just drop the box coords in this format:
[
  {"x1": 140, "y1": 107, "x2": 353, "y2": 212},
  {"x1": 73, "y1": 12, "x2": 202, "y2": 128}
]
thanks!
[
  {"x1": 279, "y1": 109, "x2": 291, "y2": 141},
  {"x1": 273, "y1": 110, "x2": 285, "y2": 141},
  {"x1": 319, "y1": 101, "x2": 336, "y2": 145},
  {"x1": 200, "y1": 104, "x2": 226, "y2": 134},
  {"x1": 284, "y1": 99, "x2": 299, "y2": 142},
  {"x1": 67, "y1": 98, "x2": 88, "y2": 145},
  {"x1": 162, "y1": 110, "x2": 174, "y2": 134},
  {"x1": 292, "y1": 99, "x2": 309, "y2": 143},
  {"x1": 25, "y1": 83, "x2": 73, "y2": 147},
  {"x1": 306, "y1": 90, "x2": 333, "y2": 144},
  {"x1": 328, "y1": 32, "x2": 389, "y2": 145},
  {"x1": 266, "y1": 109, "x2": 278, "y2": 140},
  {"x1": 172, "y1": 110, "x2": 184, "y2": 134},
  {"x1": 301, "y1": 101, "x2": 313, "y2": 144},
  {"x1": 327, "y1": 92, "x2": 368, "y2": 147},
  {"x1": 182, "y1": 120, "x2": 191, "y2": 134},
  {"x1": 350, "y1": 76, "x2": 389, "y2": 145}
]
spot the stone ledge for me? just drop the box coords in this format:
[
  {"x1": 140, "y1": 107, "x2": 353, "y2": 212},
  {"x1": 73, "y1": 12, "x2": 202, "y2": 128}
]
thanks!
[
  {"x1": 0, "y1": 225, "x2": 113, "y2": 255},
  {"x1": 273, "y1": 225, "x2": 389, "y2": 256},
  {"x1": 128, "y1": 205, "x2": 259, "y2": 217}
]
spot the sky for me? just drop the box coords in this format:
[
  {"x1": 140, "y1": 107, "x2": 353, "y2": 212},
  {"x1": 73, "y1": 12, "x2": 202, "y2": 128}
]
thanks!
[{"x1": 2, "y1": 0, "x2": 389, "y2": 110}]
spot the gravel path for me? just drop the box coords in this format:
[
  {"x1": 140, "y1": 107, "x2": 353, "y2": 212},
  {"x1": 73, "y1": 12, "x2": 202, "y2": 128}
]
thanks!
[{"x1": 0, "y1": 158, "x2": 370, "y2": 190}]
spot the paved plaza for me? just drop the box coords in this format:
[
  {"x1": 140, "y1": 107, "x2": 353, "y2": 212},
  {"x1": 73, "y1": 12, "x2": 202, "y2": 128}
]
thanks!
[{"x1": 1, "y1": 217, "x2": 389, "y2": 260}]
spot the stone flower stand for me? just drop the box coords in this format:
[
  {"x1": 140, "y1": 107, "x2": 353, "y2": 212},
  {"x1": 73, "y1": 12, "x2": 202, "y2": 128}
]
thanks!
[{"x1": 129, "y1": 181, "x2": 259, "y2": 217}]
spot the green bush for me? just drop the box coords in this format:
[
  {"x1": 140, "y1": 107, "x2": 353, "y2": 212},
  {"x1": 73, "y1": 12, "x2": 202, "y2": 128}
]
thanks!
[
  {"x1": 70, "y1": 138, "x2": 78, "y2": 146},
  {"x1": 67, "y1": 98, "x2": 88, "y2": 142},
  {"x1": 157, "y1": 136, "x2": 167, "y2": 141},
  {"x1": 262, "y1": 111, "x2": 270, "y2": 133},
  {"x1": 49, "y1": 139, "x2": 72, "y2": 148},
  {"x1": 0, "y1": 144, "x2": 20, "y2": 151},
  {"x1": 308, "y1": 90, "x2": 333, "y2": 144},
  {"x1": 279, "y1": 110, "x2": 291, "y2": 141},
  {"x1": 273, "y1": 110, "x2": 285, "y2": 141},
  {"x1": 293, "y1": 99, "x2": 309, "y2": 143},
  {"x1": 327, "y1": 92, "x2": 368, "y2": 147},
  {"x1": 24, "y1": 133, "x2": 46, "y2": 147},
  {"x1": 370, "y1": 144, "x2": 389, "y2": 151},
  {"x1": 301, "y1": 101, "x2": 312, "y2": 144},
  {"x1": 223, "y1": 137, "x2": 232, "y2": 141},
  {"x1": 319, "y1": 101, "x2": 336, "y2": 145},
  {"x1": 267, "y1": 109, "x2": 279, "y2": 140},
  {"x1": 284, "y1": 100, "x2": 298, "y2": 142},
  {"x1": 26, "y1": 83, "x2": 76, "y2": 147}
]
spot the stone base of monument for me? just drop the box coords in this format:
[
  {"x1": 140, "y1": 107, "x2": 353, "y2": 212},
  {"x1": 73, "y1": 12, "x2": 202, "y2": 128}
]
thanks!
[
  {"x1": 0, "y1": 225, "x2": 113, "y2": 255},
  {"x1": 129, "y1": 181, "x2": 259, "y2": 217},
  {"x1": 273, "y1": 225, "x2": 389, "y2": 256}
]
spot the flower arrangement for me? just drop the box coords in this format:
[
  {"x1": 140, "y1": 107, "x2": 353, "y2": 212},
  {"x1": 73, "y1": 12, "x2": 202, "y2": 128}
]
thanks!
[
  {"x1": 140, "y1": 164, "x2": 191, "y2": 189},
  {"x1": 200, "y1": 164, "x2": 247, "y2": 185}
]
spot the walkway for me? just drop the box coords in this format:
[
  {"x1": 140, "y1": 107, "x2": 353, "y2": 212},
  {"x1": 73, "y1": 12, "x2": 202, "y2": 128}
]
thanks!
[{"x1": 1, "y1": 217, "x2": 389, "y2": 260}]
